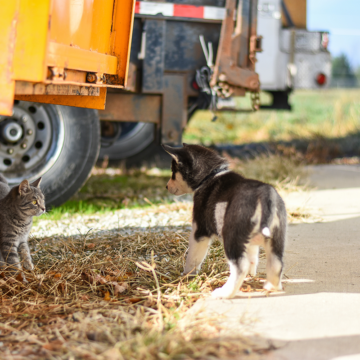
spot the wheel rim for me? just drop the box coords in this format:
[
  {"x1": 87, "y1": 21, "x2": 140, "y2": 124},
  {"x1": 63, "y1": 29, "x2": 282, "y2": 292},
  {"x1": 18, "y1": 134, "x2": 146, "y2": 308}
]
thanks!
[
  {"x1": 100, "y1": 121, "x2": 155, "y2": 159},
  {"x1": 101, "y1": 121, "x2": 143, "y2": 147},
  {"x1": 0, "y1": 102, "x2": 65, "y2": 184}
]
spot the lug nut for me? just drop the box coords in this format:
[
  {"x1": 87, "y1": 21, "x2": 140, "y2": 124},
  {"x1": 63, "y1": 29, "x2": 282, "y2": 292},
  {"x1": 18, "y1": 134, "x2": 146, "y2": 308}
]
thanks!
[
  {"x1": 86, "y1": 73, "x2": 96, "y2": 83},
  {"x1": 21, "y1": 143, "x2": 27, "y2": 149},
  {"x1": 27, "y1": 129, "x2": 33, "y2": 135},
  {"x1": 7, "y1": 148, "x2": 13, "y2": 155},
  {"x1": 21, "y1": 116, "x2": 27, "y2": 122}
]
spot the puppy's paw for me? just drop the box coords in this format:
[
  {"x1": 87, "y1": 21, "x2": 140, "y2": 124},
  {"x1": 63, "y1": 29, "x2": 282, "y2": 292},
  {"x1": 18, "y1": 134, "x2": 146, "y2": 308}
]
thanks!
[
  {"x1": 263, "y1": 281, "x2": 282, "y2": 291},
  {"x1": 211, "y1": 286, "x2": 235, "y2": 299}
]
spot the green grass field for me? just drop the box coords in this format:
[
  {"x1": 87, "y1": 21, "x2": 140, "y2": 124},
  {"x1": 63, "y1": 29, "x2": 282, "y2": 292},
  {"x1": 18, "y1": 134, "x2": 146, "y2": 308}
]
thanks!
[{"x1": 183, "y1": 89, "x2": 360, "y2": 145}]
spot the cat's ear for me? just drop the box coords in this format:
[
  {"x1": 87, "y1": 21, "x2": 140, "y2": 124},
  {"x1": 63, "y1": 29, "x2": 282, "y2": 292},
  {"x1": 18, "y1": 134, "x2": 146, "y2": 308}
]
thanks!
[
  {"x1": 162, "y1": 144, "x2": 181, "y2": 163},
  {"x1": 18, "y1": 180, "x2": 30, "y2": 196},
  {"x1": 31, "y1": 177, "x2": 42, "y2": 188}
]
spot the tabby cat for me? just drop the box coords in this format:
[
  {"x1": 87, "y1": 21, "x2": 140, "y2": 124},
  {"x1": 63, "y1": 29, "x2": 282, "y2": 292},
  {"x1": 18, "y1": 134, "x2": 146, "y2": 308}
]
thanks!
[{"x1": 0, "y1": 175, "x2": 45, "y2": 280}]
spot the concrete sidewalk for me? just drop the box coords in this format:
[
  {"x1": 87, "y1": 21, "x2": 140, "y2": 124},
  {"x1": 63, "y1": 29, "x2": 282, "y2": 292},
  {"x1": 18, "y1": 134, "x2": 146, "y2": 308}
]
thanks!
[{"x1": 190, "y1": 165, "x2": 360, "y2": 360}]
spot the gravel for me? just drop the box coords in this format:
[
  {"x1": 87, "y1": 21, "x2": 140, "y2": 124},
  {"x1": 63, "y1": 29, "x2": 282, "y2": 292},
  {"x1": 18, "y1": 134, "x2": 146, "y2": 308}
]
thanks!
[{"x1": 32, "y1": 199, "x2": 193, "y2": 239}]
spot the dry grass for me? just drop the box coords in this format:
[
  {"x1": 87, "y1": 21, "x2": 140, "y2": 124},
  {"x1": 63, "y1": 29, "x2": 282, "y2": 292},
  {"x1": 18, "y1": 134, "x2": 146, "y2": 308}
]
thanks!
[{"x1": 0, "y1": 227, "x2": 270, "y2": 359}]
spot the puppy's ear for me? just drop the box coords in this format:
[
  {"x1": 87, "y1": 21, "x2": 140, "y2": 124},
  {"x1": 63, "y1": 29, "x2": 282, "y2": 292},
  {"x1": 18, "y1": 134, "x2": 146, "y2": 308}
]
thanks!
[
  {"x1": 162, "y1": 144, "x2": 181, "y2": 163},
  {"x1": 183, "y1": 143, "x2": 188, "y2": 147}
]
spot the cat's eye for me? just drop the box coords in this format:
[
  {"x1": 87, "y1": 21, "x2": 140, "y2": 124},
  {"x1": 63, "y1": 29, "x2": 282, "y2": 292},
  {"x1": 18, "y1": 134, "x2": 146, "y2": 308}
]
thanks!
[{"x1": 32, "y1": 200, "x2": 37, "y2": 205}]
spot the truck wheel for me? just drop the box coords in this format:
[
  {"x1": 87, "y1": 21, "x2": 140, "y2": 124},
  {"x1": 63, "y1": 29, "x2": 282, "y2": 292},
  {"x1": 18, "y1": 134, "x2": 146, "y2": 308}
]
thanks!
[
  {"x1": 99, "y1": 122, "x2": 171, "y2": 168},
  {"x1": 0, "y1": 102, "x2": 100, "y2": 208},
  {"x1": 99, "y1": 121, "x2": 155, "y2": 161}
]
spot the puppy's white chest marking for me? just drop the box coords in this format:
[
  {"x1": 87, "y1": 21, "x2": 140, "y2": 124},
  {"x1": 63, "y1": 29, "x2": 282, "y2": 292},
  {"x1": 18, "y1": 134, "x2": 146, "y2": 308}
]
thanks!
[{"x1": 215, "y1": 202, "x2": 227, "y2": 236}]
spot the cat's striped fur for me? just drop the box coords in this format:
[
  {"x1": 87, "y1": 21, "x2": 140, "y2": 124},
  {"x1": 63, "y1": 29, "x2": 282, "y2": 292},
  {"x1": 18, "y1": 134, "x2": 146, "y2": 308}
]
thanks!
[{"x1": 0, "y1": 175, "x2": 45, "y2": 281}]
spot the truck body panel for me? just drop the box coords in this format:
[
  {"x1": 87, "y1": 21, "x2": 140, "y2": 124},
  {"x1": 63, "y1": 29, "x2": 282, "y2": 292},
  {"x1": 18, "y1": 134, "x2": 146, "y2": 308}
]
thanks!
[{"x1": 0, "y1": 0, "x2": 136, "y2": 116}]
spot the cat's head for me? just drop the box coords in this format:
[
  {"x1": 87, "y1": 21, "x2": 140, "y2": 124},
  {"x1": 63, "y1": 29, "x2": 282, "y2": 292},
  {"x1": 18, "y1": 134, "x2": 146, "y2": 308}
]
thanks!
[
  {"x1": 162, "y1": 144, "x2": 228, "y2": 195},
  {"x1": 11, "y1": 177, "x2": 45, "y2": 216}
]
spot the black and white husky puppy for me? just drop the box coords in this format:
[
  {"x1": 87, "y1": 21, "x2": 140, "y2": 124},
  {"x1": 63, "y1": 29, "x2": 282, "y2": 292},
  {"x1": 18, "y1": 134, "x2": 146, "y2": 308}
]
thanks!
[{"x1": 162, "y1": 144, "x2": 287, "y2": 299}]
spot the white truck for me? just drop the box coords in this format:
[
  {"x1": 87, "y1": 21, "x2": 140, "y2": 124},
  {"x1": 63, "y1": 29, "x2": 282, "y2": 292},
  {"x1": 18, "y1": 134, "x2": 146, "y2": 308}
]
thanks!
[{"x1": 256, "y1": 0, "x2": 331, "y2": 109}]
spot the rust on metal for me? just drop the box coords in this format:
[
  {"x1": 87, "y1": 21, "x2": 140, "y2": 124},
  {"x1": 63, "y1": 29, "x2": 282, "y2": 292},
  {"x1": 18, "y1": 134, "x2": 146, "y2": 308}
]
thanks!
[
  {"x1": 15, "y1": 87, "x2": 107, "y2": 110},
  {"x1": 249, "y1": 35, "x2": 263, "y2": 64},
  {"x1": 211, "y1": 0, "x2": 260, "y2": 92},
  {"x1": 15, "y1": 81, "x2": 100, "y2": 96},
  {"x1": 48, "y1": 66, "x2": 65, "y2": 81},
  {"x1": 95, "y1": 73, "x2": 106, "y2": 84},
  {"x1": 86, "y1": 73, "x2": 97, "y2": 83}
]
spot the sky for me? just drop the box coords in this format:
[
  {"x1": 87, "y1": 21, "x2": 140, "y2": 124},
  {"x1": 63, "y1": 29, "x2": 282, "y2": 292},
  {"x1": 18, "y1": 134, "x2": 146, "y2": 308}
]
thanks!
[{"x1": 307, "y1": 0, "x2": 360, "y2": 69}]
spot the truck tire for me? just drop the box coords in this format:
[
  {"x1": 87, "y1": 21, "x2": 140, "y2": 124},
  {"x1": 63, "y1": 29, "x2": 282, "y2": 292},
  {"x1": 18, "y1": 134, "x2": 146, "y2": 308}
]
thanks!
[
  {"x1": 0, "y1": 102, "x2": 100, "y2": 208},
  {"x1": 99, "y1": 121, "x2": 155, "y2": 161},
  {"x1": 99, "y1": 122, "x2": 173, "y2": 168}
]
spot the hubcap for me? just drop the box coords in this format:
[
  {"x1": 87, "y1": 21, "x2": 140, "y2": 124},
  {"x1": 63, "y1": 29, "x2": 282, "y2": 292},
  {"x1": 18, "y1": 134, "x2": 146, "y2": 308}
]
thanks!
[
  {"x1": 0, "y1": 102, "x2": 64, "y2": 184},
  {"x1": 2, "y1": 122, "x2": 23, "y2": 143}
]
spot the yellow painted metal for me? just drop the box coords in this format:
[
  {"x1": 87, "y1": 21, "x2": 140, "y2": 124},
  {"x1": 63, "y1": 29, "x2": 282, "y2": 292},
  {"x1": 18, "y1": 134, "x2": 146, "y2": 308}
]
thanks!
[
  {"x1": 0, "y1": 0, "x2": 18, "y2": 116},
  {"x1": 50, "y1": 0, "x2": 114, "y2": 53},
  {"x1": 0, "y1": 0, "x2": 135, "y2": 115},
  {"x1": 90, "y1": 0, "x2": 114, "y2": 54},
  {"x1": 47, "y1": 42, "x2": 118, "y2": 74},
  {"x1": 15, "y1": 87, "x2": 107, "y2": 110},
  {"x1": 110, "y1": 0, "x2": 136, "y2": 86},
  {"x1": 13, "y1": 0, "x2": 51, "y2": 82}
]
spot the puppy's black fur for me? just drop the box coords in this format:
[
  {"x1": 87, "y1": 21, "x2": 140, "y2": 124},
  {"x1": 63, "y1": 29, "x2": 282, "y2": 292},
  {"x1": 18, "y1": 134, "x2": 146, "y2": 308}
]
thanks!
[{"x1": 163, "y1": 144, "x2": 287, "y2": 299}]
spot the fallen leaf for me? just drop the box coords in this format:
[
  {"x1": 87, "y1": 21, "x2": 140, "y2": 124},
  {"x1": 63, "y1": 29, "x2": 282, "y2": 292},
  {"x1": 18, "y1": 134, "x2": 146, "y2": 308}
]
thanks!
[
  {"x1": 16, "y1": 273, "x2": 24, "y2": 282},
  {"x1": 125, "y1": 297, "x2": 142, "y2": 304},
  {"x1": 104, "y1": 291, "x2": 111, "y2": 301},
  {"x1": 53, "y1": 273, "x2": 62, "y2": 279},
  {"x1": 82, "y1": 272, "x2": 94, "y2": 284},
  {"x1": 81, "y1": 294, "x2": 89, "y2": 301},
  {"x1": 86, "y1": 243, "x2": 96, "y2": 249},
  {"x1": 95, "y1": 275, "x2": 107, "y2": 284},
  {"x1": 110, "y1": 282, "x2": 128, "y2": 295},
  {"x1": 241, "y1": 285, "x2": 253, "y2": 292},
  {"x1": 42, "y1": 339, "x2": 64, "y2": 351}
]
